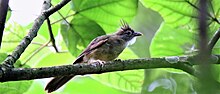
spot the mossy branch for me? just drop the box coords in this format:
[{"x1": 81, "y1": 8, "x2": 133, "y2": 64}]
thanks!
[{"x1": 0, "y1": 55, "x2": 219, "y2": 82}]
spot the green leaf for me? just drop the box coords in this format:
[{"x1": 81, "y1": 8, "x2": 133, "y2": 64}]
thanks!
[
  {"x1": 60, "y1": 16, "x2": 105, "y2": 56},
  {"x1": 0, "y1": 81, "x2": 33, "y2": 94},
  {"x1": 24, "y1": 80, "x2": 45, "y2": 94},
  {"x1": 150, "y1": 23, "x2": 196, "y2": 57},
  {"x1": 92, "y1": 70, "x2": 144, "y2": 93},
  {"x1": 6, "y1": 8, "x2": 11, "y2": 21},
  {"x1": 210, "y1": 0, "x2": 220, "y2": 18},
  {"x1": 2, "y1": 22, "x2": 52, "y2": 67},
  {"x1": 141, "y1": 0, "x2": 220, "y2": 32},
  {"x1": 0, "y1": 53, "x2": 7, "y2": 63},
  {"x1": 90, "y1": 48, "x2": 142, "y2": 93},
  {"x1": 148, "y1": 78, "x2": 176, "y2": 93},
  {"x1": 141, "y1": 0, "x2": 220, "y2": 56},
  {"x1": 141, "y1": 0, "x2": 198, "y2": 28},
  {"x1": 35, "y1": 52, "x2": 75, "y2": 67},
  {"x1": 118, "y1": 48, "x2": 139, "y2": 59},
  {"x1": 72, "y1": 0, "x2": 138, "y2": 33},
  {"x1": 129, "y1": 2, "x2": 163, "y2": 57},
  {"x1": 142, "y1": 69, "x2": 196, "y2": 94},
  {"x1": 61, "y1": 77, "x2": 130, "y2": 94},
  {"x1": 1, "y1": 23, "x2": 26, "y2": 52}
]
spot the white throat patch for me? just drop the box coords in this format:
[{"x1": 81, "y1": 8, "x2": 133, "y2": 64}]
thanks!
[{"x1": 126, "y1": 37, "x2": 136, "y2": 46}]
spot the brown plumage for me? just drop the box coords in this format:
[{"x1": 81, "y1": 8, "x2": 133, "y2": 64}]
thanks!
[{"x1": 45, "y1": 21, "x2": 142, "y2": 93}]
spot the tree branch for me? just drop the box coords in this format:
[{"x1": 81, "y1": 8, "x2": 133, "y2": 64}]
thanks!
[
  {"x1": 208, "y1": 27, "x2": 220, "y2": 50},
  {"x1": 0, "y1": 55, "x2": 219, "y2": 82},
  {"x1": 43, "y1": 0, "x2": 71, "y2": 17},
  {"x1": 1, "y1": 0, "x2": 70, "y2": 68},
  {"x1": 197, "y1": 0, "x2": 219, "y2": 93},
  {"x1": 0, "y1": 0, "x2": 9, "y2": 48}
]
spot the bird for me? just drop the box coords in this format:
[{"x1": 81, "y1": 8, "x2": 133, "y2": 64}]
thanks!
[{"x1": 45, "y1": 20, "x2": 142, "y2": 93}]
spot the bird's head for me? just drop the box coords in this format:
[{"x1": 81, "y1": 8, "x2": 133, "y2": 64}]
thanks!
[{"x1": 116, "y1": 20, "x2": 142, "y2": 46}]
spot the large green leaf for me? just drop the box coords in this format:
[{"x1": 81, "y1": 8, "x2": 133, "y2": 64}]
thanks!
[
  {"x1": 141, "y1": 1, "x2": 220, "y2": 94},
  {"x1": 2, "y1": 23, "x2": 26, "y2": 52},
  {"x1": 141, "y1": 0, "x2": 220, "y2": 29},
  {"x1": 24, "y1": 80, "x2": 45, "y2": 94},
  {"x1": 141, "y1": 0, "x2": 220, "y2": 51},
  {"x1": 61, "y1": 77, "x2": 129, "y2": 94},
  {"x1": 129, "y1": 2, "x2": 163, "y2": 58},
  {"x1": 141, "y1": 0, "x2": 220, "y2": 39},
  {"x1": 150, "y1": 23, "x2": 196, "y2": 57},
  {"x1": 92, "y1": 70, "x2": 144, "y2": 93},
  {"x1": 210, "y1": 0, "x2": 220, "y2": 18},
  {"x1": 2, "y1": 22, "x2": 50, "y2": 64},
  {"x1": 148, "y1": 23, "x2": 196, "y2": 93},
  {"x1": 141, "y1": 0, "x2": 198, "y2": 28},
  {"x1": 60, "y1": 16, "x2": 105, "y2": 56},
  {"x1": 0, "y1": 81, "x2": 33, "y2": 94},
  {"x1": 141, "y1": 69, "x2": 196, "y2": 94},
  {"x1": 35, "y1": 52, "x2": 75, "y2": 67},
  {"x1": 0, "y1": 53, "x2": 8, "y2": 63},
  {"x1": 72, "y1": 0, "x2": 138, "y2": 33}
]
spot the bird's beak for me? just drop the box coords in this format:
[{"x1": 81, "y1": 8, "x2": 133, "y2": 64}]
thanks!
[{"x1": 134, "y1": 32, "x2": 143, "y2": 36}]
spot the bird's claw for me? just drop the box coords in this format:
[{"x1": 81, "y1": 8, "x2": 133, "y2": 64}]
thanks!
[
  {"x1": 96, "y1": 60, "x2": 105, "y2": 67},
  {"x1": 114, "y1": 59, "x2": 121, "y2": 61}
]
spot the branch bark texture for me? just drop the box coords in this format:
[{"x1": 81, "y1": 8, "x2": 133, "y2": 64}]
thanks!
[
  {"x1": 0, "y1": 0, "x2": 9, "y2": 47},
  {"x1": 1, "y1": 55, "x2": 218, "y2": 82}
]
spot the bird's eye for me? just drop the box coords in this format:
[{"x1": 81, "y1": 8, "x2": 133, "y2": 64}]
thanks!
[{"x1": 126, "y1": 31, "x2": 132, "y2": 36}]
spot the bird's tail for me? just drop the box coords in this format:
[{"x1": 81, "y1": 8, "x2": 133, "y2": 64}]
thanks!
[{"x1": 45, "y1": 75, "x2": 74, "y2": 93}]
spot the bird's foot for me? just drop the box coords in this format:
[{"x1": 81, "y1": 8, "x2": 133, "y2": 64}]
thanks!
[
  {"x1": 96, "y1": 60, "x2": 105, "y2": 67},
  {"x1": 114, "y1": 59, "x2": 121, "y2": 61},
  {"x1": 89, "y1": 59, "x2": 106, "y2": 67}
]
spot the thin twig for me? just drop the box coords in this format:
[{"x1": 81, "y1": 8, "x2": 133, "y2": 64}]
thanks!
[
  {"x1": 2, "y1": 41, "x2": 48, "y2": 46},
  {"x1": 51, "y1": 14, "x2": 74, "y2": 25},
  {"x1": 22, "y1": 41, "x2": 50, "y2": 66},
  {"x1": 208, "y1": 28, "x2": 220, "y2": 50},
  {"x1": 50, "y1": 3, "x2": 70, "y2": 25},
  {"x1": 46, "y1": 18, "x2": 59, "y2": 52},
  {"x1": 31, "y1": 42, "x2": 50, "y2": 46}
]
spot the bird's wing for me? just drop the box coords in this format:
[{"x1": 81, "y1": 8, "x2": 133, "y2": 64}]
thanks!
[
  {"x1": 45, "y1": 35, "x2": 109, "y2": 92},
  {"x1": 74, "y1": 35, "x2": 109, "y2": 64}
]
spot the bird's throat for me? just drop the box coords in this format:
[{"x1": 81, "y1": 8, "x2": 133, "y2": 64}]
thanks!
[{"x1": 126, "y1": 37, "x2": 136, "y2": 46}]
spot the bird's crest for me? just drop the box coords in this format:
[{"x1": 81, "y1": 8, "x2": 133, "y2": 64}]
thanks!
[{"x1": 120, "y1": 19, "x2": 130, "y2": 30}]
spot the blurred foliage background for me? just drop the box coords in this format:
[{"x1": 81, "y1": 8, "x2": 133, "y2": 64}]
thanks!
[{"x1": 0, "y1": 0, "x2": 220, "y2": 94}]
